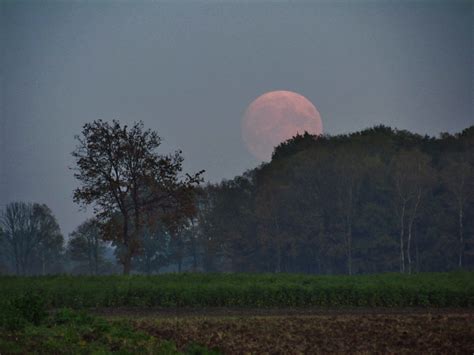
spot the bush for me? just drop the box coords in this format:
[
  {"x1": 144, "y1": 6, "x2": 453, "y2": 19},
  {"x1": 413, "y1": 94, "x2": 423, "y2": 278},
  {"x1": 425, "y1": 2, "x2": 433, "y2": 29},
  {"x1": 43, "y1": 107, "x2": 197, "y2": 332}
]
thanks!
[
  {"x1": 0, "y1": 292, "x2": 47, "y2": 330},
  {"x1": 11, "y1": 292, "x2": 48, "y2": 326},
  {"x1": 0, "y1": 301, "x2": 26, "y2": 331}
]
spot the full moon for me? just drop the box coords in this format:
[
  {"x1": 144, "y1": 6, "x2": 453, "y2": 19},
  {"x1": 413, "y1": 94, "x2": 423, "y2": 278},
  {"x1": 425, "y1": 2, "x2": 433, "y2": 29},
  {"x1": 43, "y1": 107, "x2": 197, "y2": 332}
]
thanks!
[{"x1": 241, "y1": 90, "x2": 323, "y2": 161}]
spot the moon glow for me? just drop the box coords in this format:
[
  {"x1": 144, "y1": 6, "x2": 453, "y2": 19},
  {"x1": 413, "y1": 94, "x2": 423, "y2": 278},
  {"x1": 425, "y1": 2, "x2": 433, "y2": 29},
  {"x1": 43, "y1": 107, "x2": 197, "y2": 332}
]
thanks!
[{"x1": 241, "y1": 90, "x2": 323, "y2": 161}]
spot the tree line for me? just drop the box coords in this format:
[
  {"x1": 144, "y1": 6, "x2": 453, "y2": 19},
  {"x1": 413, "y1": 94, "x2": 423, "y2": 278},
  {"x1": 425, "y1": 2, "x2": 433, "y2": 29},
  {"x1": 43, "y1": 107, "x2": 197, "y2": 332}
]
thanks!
[
  {"x1": 1, "y1": 121, "x2": 473, "y2": 275},
  {"x1": 197, "y1": 126, "x2": 474, "y2": 274}
]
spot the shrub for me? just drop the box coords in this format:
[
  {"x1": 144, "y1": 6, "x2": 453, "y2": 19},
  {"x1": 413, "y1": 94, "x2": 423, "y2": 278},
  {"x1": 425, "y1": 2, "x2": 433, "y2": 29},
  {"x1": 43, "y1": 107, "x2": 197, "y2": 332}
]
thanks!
[
  {"x1": 11, "y1": 292, "x2": 48, "y2": 326},
  {"x1": 0, "y1": 292, "x2": 47, "y2": 330}
]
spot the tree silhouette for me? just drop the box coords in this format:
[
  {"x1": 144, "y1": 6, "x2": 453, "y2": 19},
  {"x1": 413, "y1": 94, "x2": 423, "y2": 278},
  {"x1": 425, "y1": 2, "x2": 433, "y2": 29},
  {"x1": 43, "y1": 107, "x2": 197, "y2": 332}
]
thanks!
[{"x1": 72, "y1": 120, "x2": 203, "y2": 274}]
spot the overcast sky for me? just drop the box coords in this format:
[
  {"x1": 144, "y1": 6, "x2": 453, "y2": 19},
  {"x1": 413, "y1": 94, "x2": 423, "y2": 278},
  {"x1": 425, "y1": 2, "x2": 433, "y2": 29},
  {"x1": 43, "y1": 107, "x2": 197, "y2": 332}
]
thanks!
[{"x1": 1, "y1": 0, "x2": 472, "y2": 236}]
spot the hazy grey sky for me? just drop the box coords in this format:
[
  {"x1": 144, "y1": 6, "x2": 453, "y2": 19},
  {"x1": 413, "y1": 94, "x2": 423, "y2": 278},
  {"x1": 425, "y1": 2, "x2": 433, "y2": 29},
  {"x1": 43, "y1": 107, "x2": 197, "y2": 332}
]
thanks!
[{"x1": 1, "y1": 0, "x2": 472, "y2": 235}]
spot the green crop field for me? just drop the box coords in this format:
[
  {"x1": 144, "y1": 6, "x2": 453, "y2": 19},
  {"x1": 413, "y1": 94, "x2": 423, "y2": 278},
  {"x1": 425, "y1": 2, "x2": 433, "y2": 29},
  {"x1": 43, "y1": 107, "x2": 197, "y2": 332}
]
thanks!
[
  {"x1": 1, "y1": 272, "x2": 474, "y2": 354},
  {"x1": 1, "y1": 272, "x2": 473, "y2": 309}
]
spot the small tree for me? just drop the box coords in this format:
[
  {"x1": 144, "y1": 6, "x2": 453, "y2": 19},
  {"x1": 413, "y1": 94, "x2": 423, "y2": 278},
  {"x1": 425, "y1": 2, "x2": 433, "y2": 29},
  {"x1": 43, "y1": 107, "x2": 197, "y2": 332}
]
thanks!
[
  {"x1": 72, "y1": 120, "x2": 203, "y2": 274},
  {"x1": 0, "y1": 202, "x2": 64, "y2": 275},
  {"x1": 68, "y1": 219, "x2": 106, "y2": 275}
]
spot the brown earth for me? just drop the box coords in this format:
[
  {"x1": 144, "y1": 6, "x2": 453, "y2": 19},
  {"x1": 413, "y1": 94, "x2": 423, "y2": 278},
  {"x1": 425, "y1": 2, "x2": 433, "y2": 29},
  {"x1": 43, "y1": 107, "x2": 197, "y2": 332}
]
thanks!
[{"x1": 96, "y1": 308, "x2": 474, "y2": 354}]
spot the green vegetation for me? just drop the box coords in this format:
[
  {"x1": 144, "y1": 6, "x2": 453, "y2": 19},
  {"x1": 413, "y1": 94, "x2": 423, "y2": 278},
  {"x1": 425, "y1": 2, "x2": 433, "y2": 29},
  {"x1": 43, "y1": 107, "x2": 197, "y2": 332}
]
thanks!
[
  {"x1": 1, "y1": 272, "x2": 473, "y2": 309},
  {"x1": 0, "y1": 294, "x2": 218, "y2": 354},
  {"x1": 1, "y1": 273, "x2": 472, "y2": 353}
]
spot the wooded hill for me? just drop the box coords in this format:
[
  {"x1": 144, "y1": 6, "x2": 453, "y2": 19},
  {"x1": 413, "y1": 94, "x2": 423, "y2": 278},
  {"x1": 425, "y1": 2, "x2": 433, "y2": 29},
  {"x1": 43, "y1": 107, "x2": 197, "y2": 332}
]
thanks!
[{"x1": 191, "y1": 125, "x2": 474, "y2": 274}]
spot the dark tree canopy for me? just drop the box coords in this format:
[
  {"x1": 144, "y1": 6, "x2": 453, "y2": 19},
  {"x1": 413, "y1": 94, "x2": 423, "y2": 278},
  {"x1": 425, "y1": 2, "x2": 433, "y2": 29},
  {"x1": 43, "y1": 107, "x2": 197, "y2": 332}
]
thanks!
[{"x1": 187, "y1": 125, "x2": 474, "y2": 274}]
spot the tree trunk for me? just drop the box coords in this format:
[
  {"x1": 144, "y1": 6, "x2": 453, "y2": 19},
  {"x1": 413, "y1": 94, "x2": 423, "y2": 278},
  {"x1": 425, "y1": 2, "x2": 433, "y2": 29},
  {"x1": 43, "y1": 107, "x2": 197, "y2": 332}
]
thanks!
[
  {"x1": 400, "y1": 202, "x2": 406, "y2": 273},
  {"x1": 407, "y1": 222, "x2": 412, "y2": 275},
  {"x1": 192, "y1": 242, "x2": 198, "y2": 272},
  {"x1": 94, "y1": 242, "x2": 99, "y2": 275},
  {"x1": 42, "y1": 250, "x2": 46, "y2": 276},
  {"x1": 273, "y1": 215, "x2": 282, "y2": 273},
  {"x1": 407, "y1": 190, "x2": 422, "y2": 275},
  {"x1": 347, "y1": 229, "x2": 352, "y2": 276},
  {"x1": 346, "y1": 212, "x2": 353, "y2": 275},
  {"x1": 415, "y1": 228, "x2": 420, "y2": 273},
  {"x1": 14, "y1": 244, "x2": 20, "y2": 275},
  {"x1": 275, "y1": 241, "x2": 282, "y2": 273},
  {"x1": 176, "y1": 233, "x2": 183, "y2": 273},
  {"x1": 123, "y1": 255, "x2": 132, "y2": 275},
  {"x1": 459, "y1": 204, "x2": 464, "y2": 268},
  {"x1": 146, "y1": 255, "x2": 151, "y2": 275},
  {"x1": 88, "y1": 239, "x2": 94, "y2": 275},
  {"x1": 122, "y1": 216, "x2": 131, "y2": 275},
  {"x1": 345, "y1": 182, "x2": 354, "y2": 275}
]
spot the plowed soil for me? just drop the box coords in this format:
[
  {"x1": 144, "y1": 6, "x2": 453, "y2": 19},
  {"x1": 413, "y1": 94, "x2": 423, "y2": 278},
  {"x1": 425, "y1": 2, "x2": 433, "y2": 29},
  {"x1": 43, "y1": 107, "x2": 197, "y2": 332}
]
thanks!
[{"x1": 98, "y1": 308, "x2": 474, "y2": 353}]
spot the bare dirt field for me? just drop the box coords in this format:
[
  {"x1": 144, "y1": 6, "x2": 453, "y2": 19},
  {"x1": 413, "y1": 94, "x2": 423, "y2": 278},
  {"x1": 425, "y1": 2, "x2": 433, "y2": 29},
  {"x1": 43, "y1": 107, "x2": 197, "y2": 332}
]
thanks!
[{"x1": 96, "y1": 308, "x2": 474, "y2": 353}]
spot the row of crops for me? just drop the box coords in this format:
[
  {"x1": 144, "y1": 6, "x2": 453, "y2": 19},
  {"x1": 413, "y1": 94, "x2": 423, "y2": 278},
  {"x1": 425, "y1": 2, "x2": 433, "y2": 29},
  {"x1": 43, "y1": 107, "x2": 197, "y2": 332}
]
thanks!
[{"x1": 1, "y1": 272, "x2": 473, "y2": 308}]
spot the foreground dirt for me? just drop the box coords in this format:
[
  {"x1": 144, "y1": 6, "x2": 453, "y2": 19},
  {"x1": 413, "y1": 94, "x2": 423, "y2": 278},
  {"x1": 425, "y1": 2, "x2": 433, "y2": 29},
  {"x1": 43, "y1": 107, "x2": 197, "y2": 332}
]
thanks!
[
  {"x1": 93, "y1": 306, "x2": 473, "y2": 318},
  {"x1": 106, "y1": 309, "x2": 474, "y2": 354}
]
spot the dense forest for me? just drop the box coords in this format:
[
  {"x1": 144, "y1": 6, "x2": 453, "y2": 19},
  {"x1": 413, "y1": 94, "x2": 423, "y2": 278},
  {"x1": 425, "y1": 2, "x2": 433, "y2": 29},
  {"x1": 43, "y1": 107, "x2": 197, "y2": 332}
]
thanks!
[{"x1": 1, "y1": 125, "x2": 473, "y2": 275}]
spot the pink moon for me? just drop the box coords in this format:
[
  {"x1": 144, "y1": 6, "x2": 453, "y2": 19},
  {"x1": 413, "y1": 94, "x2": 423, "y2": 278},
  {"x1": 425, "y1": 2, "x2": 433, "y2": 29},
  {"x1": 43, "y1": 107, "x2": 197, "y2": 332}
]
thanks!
[{"x1": 242, "y1": 90, "x2": 323, "y2": 161}]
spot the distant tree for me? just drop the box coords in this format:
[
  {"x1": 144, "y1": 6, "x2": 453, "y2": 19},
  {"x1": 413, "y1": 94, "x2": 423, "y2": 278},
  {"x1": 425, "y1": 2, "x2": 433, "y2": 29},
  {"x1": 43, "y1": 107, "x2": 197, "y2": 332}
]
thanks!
[
  {"x1": 440, "y1": 153, "x2": 474, "y2": 268},
  {"x1": 0, "y1": 202, "x2": 64, "y2": 275},
  {"x1": 255, "y1": 179, "x2": 286, "y2": 273},
  {"x1": 195, "y1": 177, "x2": 258, "y2": 273},
  {"x1": 391, "y1": 150, "x2": 435, "y2": 273},
  {"x1": 67, "y1": 219, "x2": 106, "y2": 275},
  {"x1": 185, "y1": 217, "x2": 200, "y2": 272},
  {"x1": 333, "y1": 144, "x2": 368, "y2": 275},
  {"x1": 193, "y1": 185, "x2": 225, "y2": 272},
  {"x1": 0, "y1": 226, "x2": 9, "y2": 274},
  {"x1": 291, "y1": 145, "x2": 349, "y2": 274},
  {"x1": 32, "y1": 205, "x2": 64, "y2": 275},
  {"x1": 72, "y1": 120, "x2": 203, "y2": 274},
  {"x1": 133, "y1": 225, "x2": 170, "y2": 274}
]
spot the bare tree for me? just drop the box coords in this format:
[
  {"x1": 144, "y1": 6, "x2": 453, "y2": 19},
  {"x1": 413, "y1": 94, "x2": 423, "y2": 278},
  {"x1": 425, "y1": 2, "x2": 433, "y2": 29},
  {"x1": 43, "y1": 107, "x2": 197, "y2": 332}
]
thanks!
[{"x1": 0, "y1": 202, "x2": 63, "y2": 275}]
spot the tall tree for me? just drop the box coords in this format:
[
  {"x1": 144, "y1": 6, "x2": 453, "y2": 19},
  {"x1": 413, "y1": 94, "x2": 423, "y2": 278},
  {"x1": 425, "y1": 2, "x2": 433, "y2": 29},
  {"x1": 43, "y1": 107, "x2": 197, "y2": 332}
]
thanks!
[
  {"x1": 255, "y1": 160, "x2": 296, "y2": 273},
  {"x1": 291, "y1": 147, "x2": 332, "y2": 274},
  {"x1": 391, "y1": 150, "x2": 434, "y2": 273},
  {"x1": 333, "y1": 144, "x2": 368, "y2": 275},
  {"x1": 440, "y1": 153, "x2": 473, "y2": 268},
  {"x1": 72, "y1": 120, "x2": 203, "y2": 274}
]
